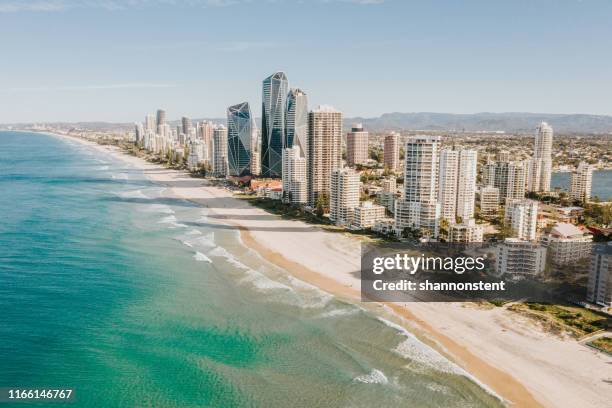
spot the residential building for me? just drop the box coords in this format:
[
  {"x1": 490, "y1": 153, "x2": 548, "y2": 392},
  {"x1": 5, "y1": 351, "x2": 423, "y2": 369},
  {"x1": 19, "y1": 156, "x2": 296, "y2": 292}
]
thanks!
[
  {"x1": 527, "y1": 122, "x2": 553, "y2": 192},
  {"x1": 346, "y1": 123, "x2": 369, "y2": 167},
  {"x1": 285, "y1": 88, "x2": 308, "y2": 158},
  {"x1": 570, "y1": 162, "x2": 593, "y2": 203},
  {"x1": 282, "y1": 145, "x2": 308, "y2": 204},
  {"x1": 543, "y1": 223, "x2": 592, "y2": 265},
  {"x1": 496, "y1": 238, "x2": 547, "y2": 278},
  {"x1": 487, "y1": 161, "x2": 527, "y2": 203},
  {"x1": 330, "y1": 168, "x2": 360, "y2": 226},
  {"x1": 479, "y1": 186, "x2": 500, "y2": 218},
  {"x1": 227, "y1": 102, "x2": 258, "y2": 177},
  {"x1": 449, "y1": 219, "x2": 484, "y2": 243},
  {"x1": 212, "y1": 125, "x2": 228, "y2": 177},
  {"x1": 587, "y1": 243, "x2": 612, "y2": 308},
  {"x1": 352, "y1": 201, "x2": 386, "y2": 229},
  {"x1": 383, "y1": 131, "x2": 400, "y2": 172},
  {"x1": 307, "y1": 105, "x2": 343, "y2": 206},
  {"x1": 181, "y1": 116, "x2": 193, "y2": 136},
  {"x1": 261, "y1": 71, "x2": 288, "y2": 178},
  {"x1": 505, "y1": 199, "x2": 539, "y2": 241}
]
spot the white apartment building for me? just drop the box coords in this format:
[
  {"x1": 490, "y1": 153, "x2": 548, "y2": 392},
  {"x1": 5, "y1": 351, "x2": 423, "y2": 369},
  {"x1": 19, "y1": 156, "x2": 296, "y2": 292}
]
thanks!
[
  {"x1": 570, "y1": 162, "x2": 593, "y2": 203},
  {"x1": 543, "y1": 222, "x2": 592, "y2": 265},
  {"x1": 505, "y1": 199, "x2": 539, "y2": 241},
  {"x1": 330, "y1": 168, "x2": 360, "y2": 226},
  {"x1": 449, "y1": 219, "x2": 484, "y2": 243},
  {"x1": 438, "y1": 149, "x2": 477, "y2": 222},
  {"x1": 212, "y1": 125, "x2": 228, "y2": 177},
  {"x1": 346, "y1": 124, "x2": 369, "y2": 167},
  {"x1": 282, "y1": 145, "x2": 308, "y2": 204},
  {"x1": 527, "y1": 122, "x2": 553, "y2": 193},
  {"x1": 485, "y1": 161, "x2": 527, "y2": 203},
  {"x1": 352, "y1": 201, "x2": 386, "y2": 229},
  {"x1": 496, "y1": 238, "x2": 547, "y2": 278}
]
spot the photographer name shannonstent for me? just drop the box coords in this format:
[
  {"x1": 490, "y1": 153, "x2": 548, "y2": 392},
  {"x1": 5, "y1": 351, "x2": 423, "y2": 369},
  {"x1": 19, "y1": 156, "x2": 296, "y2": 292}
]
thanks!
[{"x1": 369, "y1": 254, "x2": 506, "y2": 292}]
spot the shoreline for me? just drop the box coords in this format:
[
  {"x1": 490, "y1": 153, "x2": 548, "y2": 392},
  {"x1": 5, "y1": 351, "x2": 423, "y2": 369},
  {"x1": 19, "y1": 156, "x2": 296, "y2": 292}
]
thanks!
[{"x1": 41, "y1": 132, "x2": 612, "y2": 407}]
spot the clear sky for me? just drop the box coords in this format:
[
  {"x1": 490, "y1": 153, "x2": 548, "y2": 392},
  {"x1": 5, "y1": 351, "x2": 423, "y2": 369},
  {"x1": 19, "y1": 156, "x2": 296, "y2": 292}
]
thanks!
[{"x1": 0, "y1": 0, "x2": 611, "y2": 123}]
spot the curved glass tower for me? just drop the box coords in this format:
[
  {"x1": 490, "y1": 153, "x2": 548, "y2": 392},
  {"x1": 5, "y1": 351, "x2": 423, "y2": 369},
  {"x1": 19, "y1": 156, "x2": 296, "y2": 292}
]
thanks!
[
  {"x1": 285, "y1": 88, "x2": 308, "y2": 158},
  {"x1": 261, "y1": 72, "x2": 288, "y2": 178},
  {"x1": 227, "y1": 102, "x2": 257, "y2": 177}
]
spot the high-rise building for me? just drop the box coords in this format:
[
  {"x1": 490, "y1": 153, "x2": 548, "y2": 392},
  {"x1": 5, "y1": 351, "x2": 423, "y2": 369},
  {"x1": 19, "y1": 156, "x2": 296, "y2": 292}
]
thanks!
[
  {"x1": 395, "y1": 136, "x2": 442, "y2": 238},
  {"x1": 587, "y1": 243, "x2": 612, "y2": 307},
  {"x1": 384, "y1": 131, "x2": 400, "y2": 172},
  {"x1": 145, "y1": 114, "x2": 156, "y2": 133},
  {"x1": 438, "y1": 149, "x2": 459, "y2": 222},
  {"x1": 285, "y1": 88, "x2": 308, "y2": 157},
  {"x1": 182, "y1": 116, "x2": 192, "y2": 136},
  {"x1": 527, "y1": 122, "x2": 553, "y2": 192},
  {"x1": 156, "y1": 109, "x2": 166, "y2": 129},
  {"x1": 570, "y1": 162, "x2": 593, "y2": 203},
  {"x1": 212, "y1": 125, "x2": 228, "y2": 177},
  {"x1": 456, "y1": 150, "x2": 477, "y2": 221},
  {"x1": 505, "y1": 199, "x2": 538, "y2": 241},
  {"x1": 488, "y1": 161, "x2": 527, "y2": 203},
  {"x1": 346, "y1": 124, "x2": 369, "y2": 167},
  {"x1": 282, "y1": 145, "x2": 307, "y2": 204},
  {"x1": 261, "y1": 72, "x2": 289, "y2": 178},
  {"x1": 227, "y1": 102, "x2": 258, "y2": 177},
  {"x1": 479, "y1": 186, "x2": 500, "y2": 217},
  {"x1": 307, "y1": 105, "x2": 343, "y2": 206},
  {"x1": 330, "y1": 168, "x2": 360, "y2": 226},
  {"x1": 134, "y1": 123, "x2": 144, "y2": 145},
  {"x1": 198, "y1": 121, "x2": 214, "y2": 163}
]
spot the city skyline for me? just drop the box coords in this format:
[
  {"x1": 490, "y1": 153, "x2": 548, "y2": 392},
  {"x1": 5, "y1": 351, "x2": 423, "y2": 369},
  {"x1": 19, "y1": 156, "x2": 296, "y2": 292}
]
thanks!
[{"x1": 1, "y1": 0, "x2": 612, "y2": 123}]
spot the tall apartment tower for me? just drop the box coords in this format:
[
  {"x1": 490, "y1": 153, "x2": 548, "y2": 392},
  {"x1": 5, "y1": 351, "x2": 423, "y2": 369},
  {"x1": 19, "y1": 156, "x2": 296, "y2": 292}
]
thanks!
[
  {"x1": 330, "y1": 168, "x2": 360, "y2": 226},
  {"x1": 285, "y1": 88, "x2": 308, "y2": 158},
  {"x1": 227, "y1": 102, "x2": 258, "y2": 177},
  {"x1": 384, "y1": 131, "x2": 400, "y2": 172},
  {"x1": 504, "y1": 199, "x2": 539, "y2": 241},
  {"x1": 307, "y1": 105, "x2": 343, "y2": 206},
  {"x1": 156, "y1": 109, "x2": 166, "y2": 129},
  {"x1": 145, "y1": 114, "x2": 156, "y2": 133},
  {"x1": 438, "y1": 149, "x2": 477, "y2": 223},
  {"x1": 212, "y1": 125, "x2": 228, "y2": 177},
  {"x1": 282, "y1": 145, "x2": 308, "y2": 204},
  {"x1": 528, "y1": 122, "x2": 553, "y2": 192},
  {"x1": 197, "y1": 121, "x2": 214, "y2": 163},
  {"x1": 261, "y1": 72, "x2": 289, "y2": 178},
  {"x1": 181, "y1": 116, "x2": 192, "y2": 136},
  {"x1": 487, "y1": 161, "x2": 527, "y2": 203},
  {"x1": 395, "y1": 136, "x2": 442, "y2": 238},
  {"x1": 346, "y1": 124, "x2": 369, "y2": 167},
  {"x1": 570, "y1": 162, "x2": 593, "y2": 203}
]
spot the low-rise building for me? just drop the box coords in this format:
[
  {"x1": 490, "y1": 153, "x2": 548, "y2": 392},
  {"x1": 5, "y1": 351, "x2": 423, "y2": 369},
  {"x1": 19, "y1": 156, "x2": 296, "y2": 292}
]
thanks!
[
  {"x1": 496, "y1": 238, "x2": 547, "y2": 278},
  {"x1": 479, "y1": 186, "x2": 500, "y2": 217},
  {"x1": 449, "y1": 219, "x2": 484, "y2": 243},
  {"x1": 543, "y1": 223, "x2": 592, "y2": 265},
  {"x1": 352, "y1": 202, "x2": 386, "y2": 229}
]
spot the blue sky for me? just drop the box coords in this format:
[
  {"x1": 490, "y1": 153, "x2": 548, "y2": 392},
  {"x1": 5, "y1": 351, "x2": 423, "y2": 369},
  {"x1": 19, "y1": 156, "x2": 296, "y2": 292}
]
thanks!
[{"x1": 0, "y1": 0, "x2": 611, "y2": 123}]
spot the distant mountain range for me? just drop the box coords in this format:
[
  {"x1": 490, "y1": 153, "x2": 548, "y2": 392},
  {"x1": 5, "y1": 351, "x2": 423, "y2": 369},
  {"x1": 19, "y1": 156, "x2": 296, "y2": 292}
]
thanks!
[
  {"x1": 344, "y1": 112, "x2": 612, "y2": 133},
  {"x1": 4, "y1": 112, "x2": 612, "y2": 133}
]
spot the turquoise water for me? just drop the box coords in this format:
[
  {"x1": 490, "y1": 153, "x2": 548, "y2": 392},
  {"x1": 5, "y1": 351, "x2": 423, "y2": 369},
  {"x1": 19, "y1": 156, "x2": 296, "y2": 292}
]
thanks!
[
  {"x1": 0, "y1": 132, "x2": 502, "y2": 407},
  {"x1": 552, "y1": 170, "x2": 612, "y2": 201}
]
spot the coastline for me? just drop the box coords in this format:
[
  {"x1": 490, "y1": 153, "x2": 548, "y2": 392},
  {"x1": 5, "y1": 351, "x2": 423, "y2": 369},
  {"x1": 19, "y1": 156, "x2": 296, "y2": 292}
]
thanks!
[{"x1": 44, "y1": 132, "x2": 612, "y2": 408}]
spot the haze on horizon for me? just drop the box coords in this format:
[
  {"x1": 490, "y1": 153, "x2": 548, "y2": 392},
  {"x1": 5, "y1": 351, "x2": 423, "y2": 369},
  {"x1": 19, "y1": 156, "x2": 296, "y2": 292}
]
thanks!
[{"x1": 0, "y1": 0, "x2": 611, "y2": 123}]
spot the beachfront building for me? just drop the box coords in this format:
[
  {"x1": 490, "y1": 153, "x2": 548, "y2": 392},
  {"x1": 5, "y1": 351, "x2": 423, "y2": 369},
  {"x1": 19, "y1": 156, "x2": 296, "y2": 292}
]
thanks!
[
  {"x1": 261, "y1": 72, "x2": 289, "y2": 178},
  {"x1": 448, "y1": 219, "x2": 484, "y2": 243},
  {"x1": 527, "y1": 122, "x2": 553, "y2": 193},
  {"x1": 587, "y1": 243, "x2": 612, "y2": 308},
  {"x1": 496, "y1": 238, "x2": 547, "y2": 278},
  {"x1": 479, "y1": 186, "x2": 500, "y2": 218},
  {"x1": 352, "y1": 201, "x2": 386, "y2": 230},
  {"x1": 384, "y1": 131, "x2": 400, "y2": 172},
  {"x1": 285, "y1": 88, "x2": 308, "y2": 158},
  {"x1": 346, "y1": 124, "x2": 369, "y2": 167},
  {"x1": 197, "y1": 121, "x2": 214, "y2": 163},
  {"x1": 227, "y1": 102, "x2": 259, "y2": 177},
  {"x1": 505, "y1": 199, "x2": 539, "y2": 241},
  {"x1": 438, "y1": 148, "x2": 477, "y2": 222},
  {"x1": 282, "y1": 145, "x2": 308, "y2": 204},
  {"x1": 395, "y1": 136, "x2": 441, "y2": 238},
  {"x1": 212, "y1": 125, "x2": 228, "y2": 177},
  {"x1": 570, "y1": 162, "x2": 593, "y2": 203},
  {"x1": 543, "y1": 223, "x2": 592, "y2": 265},
  {"x1": 307, "y1": 105, "x2": 343, "y2": 206},
  {"x1": 330, "y1": 168, "x2": 360, "y2": 226}
]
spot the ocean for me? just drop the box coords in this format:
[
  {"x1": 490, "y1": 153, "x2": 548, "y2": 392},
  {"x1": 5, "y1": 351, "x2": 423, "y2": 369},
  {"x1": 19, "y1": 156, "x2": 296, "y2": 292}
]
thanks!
[{"x1": 0, "y1": 131, "x2": 501, "y2": 407}]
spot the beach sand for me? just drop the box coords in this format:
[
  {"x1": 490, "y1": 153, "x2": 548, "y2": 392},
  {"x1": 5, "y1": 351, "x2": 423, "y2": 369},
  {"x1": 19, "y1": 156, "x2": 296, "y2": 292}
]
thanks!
[{"x1": 55, "y1": 134, "x2": 612, "y2": 408}]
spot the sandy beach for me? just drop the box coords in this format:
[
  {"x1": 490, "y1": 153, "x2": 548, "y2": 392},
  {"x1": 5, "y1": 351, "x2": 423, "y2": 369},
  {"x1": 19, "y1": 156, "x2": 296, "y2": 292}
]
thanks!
[{"x1": 56, "y1": 134, "x2": 612, "y2": 408}]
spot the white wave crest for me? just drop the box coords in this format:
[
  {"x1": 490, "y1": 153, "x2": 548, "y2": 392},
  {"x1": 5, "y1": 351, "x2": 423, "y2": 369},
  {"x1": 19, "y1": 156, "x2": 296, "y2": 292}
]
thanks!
[
  {"x1": 194, "y1": 252, "x2": 212, "y2": 263},
  {"x1": 353, "y1": 369, "x2": 388, "y2": 385}
]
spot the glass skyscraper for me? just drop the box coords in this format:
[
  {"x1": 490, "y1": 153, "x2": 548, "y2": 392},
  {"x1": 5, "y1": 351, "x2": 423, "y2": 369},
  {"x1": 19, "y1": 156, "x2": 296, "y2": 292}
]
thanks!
[
  {"x1": 227, "y1": 102, "x2": 257, "y2": 177},
  {"x1": 285, "y1": 88, "x2": 308, "y2": 158},
  {"x1": 261, "y1": 72, "x2": 288, "y2": 178}
]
